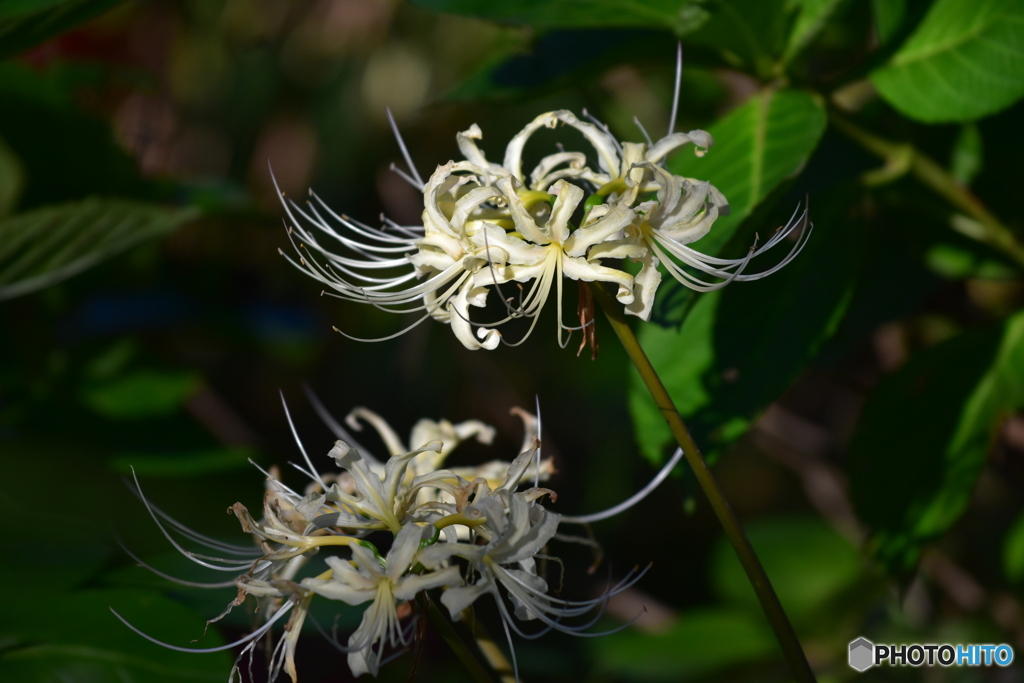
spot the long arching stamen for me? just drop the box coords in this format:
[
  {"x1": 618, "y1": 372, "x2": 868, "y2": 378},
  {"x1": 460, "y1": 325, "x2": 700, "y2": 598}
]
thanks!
[
  {"x1": 110, "y1": 600, "x2": 293, "y2": 653},
  {"x1": 562, "y1": 447, "x2": 685, "y2": 524},
  {"x1": 386, "y1": 107, "x2": 425, "y2": 189},
  {"x1": 668, "y1": 42, "x2": 683, "y2": 137}
]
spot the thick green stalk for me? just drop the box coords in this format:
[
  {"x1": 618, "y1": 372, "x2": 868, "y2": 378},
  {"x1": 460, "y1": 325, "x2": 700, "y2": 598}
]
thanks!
[
  {"x1": 829, "y1": 111, "x2": 1024, "y2": 269},
  {"x1": 589, "y1": 283, "x2": 816, "y2": 683}
]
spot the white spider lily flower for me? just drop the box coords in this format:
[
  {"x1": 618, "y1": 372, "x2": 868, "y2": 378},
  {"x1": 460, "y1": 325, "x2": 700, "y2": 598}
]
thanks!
[
  {"x1": 416, "y1": 465, "x2": 646, "y2": 682},
  {"x1": 279, "y1": 53, "x2": 810, "y2": 350},
  {"x1": 501, "y1": 109, "x2": 713, "y2": 196},
  {"x1": 279, "y1": 118, "x2": 644, "y2": 350},
  {"x1": 340, "y1": 405, "x2": 554, "y2": 500},
  {"x1": 407, "y1": 163, "x2": 639, "y2": 348},
  {"x1": 622, "y1": 160, "x2": 810, "y2": 321},
  {"x1": 301, "y1": 523, "x2": 462, "y2": 677},
  {"x1": 499, "y1": 108, "x2": 811, "y2": 320},
  {"x1": 118, "y1": 398, "x2": 694, "y2": 682},
  {"x1": 300, "y1": 438, "x2": 442, "y2": 533}
]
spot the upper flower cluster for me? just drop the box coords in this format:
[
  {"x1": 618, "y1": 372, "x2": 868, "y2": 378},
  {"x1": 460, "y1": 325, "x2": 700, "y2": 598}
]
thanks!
[
  {"x1": 117, "y1": 402, "x2": 669, "y2": 681},
  {"x1": 280, "y1": 108, "x2": 808, "y2": 350}
]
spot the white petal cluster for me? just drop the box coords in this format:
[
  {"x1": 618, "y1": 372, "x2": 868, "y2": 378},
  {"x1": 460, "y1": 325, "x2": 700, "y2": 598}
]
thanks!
[
  {"x1": 281, "y1": 109, "x2": 809, "y2": 350},
  {"x1": 122, "y1": 404, "x2": 664, "y2": 682}
]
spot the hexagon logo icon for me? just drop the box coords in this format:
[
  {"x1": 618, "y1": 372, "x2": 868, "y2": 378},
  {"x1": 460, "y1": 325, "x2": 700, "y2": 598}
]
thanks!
[{"x1": 849, "y1": 637, "x2": 874, "y2": 672}]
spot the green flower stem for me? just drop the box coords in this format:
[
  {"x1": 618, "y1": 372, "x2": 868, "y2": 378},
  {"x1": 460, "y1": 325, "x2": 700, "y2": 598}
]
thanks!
[
  {"x1": 589, "y1": 282, "x2": 816, "y2": 683},
  {"x1": 829, "y1": 111, "x2": 1024, "y2": 269},
  {"x1": 423, "y1": 595, "x2": 496, "y2": 683}
]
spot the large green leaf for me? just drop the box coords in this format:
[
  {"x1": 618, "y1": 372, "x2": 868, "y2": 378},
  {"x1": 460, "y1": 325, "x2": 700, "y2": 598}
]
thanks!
[
  {"x1": 80, "y1": 369, "x2": 200, "y2": 419},
  {"x1": 629, "y1": 90, "x2": 833, "y2": 464},
  {"x1": 710, "y1": 516, "x2": 864, "y2": 622},
  {"x1": 0, "y1": 588, "x2": 230, "y2": 683},
  {"x1": 870, "y1": 0, "x2": 1024, "y2": 122},
  {"x1": 849, "y1": 310, "x2": 1024, "y2": 571},
  {"x1": 0, "y1": 0, "x2": 125, "y2": 60},
  {"x1": 784, "y1": 0, "x2": 847, "y2": 62},
  {"x1": 445, "y1": 29, "x2": 684, "y2": 103},
  {"x1": 630, "y1": 198, "x2": 856, "y2": 463},
  {"x1": 591, "y1": 608, "x2": 776, "y2": 679},
  {"x1": 411, "y1": 0, "x2": 709, "y2": 33},
  {"x1": 0, "y1": 199, "x2": 198, "y2": 301},
  {"x1": 685, "y1": 0, "x2": 791, "y2": 77},
  {"x1": 0, "y1": 534, "x2": 110, "y2": 594},
  {"x1": 669, "y1": 88, "x2": 826, "y2": 259}
]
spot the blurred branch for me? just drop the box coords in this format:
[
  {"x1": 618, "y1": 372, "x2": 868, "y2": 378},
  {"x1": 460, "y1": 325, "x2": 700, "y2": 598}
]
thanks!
[{"x1": 829, "y1": 111, "x2": 1024, "y2": 269}]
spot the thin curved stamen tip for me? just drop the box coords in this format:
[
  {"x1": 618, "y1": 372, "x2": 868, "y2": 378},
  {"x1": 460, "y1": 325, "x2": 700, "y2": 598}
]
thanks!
[
  {"x1": 562, "y1": 447, "x2": 685, "y2": 524},
  {"x1": 668, "y1": 42, "x2": 683, "y2": 137},
  {"x1": 111, "y1": 602, "x2": 293, "y2": 654}
]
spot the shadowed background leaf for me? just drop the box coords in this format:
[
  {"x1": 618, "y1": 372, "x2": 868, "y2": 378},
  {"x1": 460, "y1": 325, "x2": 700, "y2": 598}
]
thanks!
[
  {"x1": 411, "y1": 0, "x2": 711, "y2": 33},
  {"x1": 0, "y1": 199, "x2": 198, "y2": 300},
  {"x1": 849, "y1": 310, "x2": 1024, "y2": 571},
  {"x1": 0, "y1": 0, "x2": 125, "y2": 60}
]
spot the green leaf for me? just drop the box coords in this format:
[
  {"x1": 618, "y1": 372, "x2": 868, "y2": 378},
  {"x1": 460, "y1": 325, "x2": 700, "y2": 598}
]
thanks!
[
  {"x1": 870, "y1": 0, "x2": 1024, "y2": 123},
  {"x1": 80, "y1": 369, "x2": 200, "y2": 419},
  {"x1": 630, "y1": 206, "x2": 856, "y2": 463},
  {"x1": 630, "y1": 290, "x2": 716, "y2": 464},
  {"x1": 871, "y1": 0, "x2": 907, "y2": 45},
  {"x1": 784, "y1": 0, "x2": 847, "y2": 62},
  {"x1": 109, "y1": 447, "x2": 257, "y2": 477},
  {"x1": 84, "y1": 337, "x2": 141, "y2": 381},
  {"x1": 685, "y1": 0, "x2": 790, "y2": 77},
  {"x1": 1004, "y1": 511, "x2": 1024, "y2": 582},
  {"x1": 0, "y1": 63, "x2": 149, "y2": 208},
  {"x1": 668, "y1": 88, "x2": 826, "y2": 259},
  {"x1": 710, "y1": 516, "x2": 863, "y2": 621},
  {"x1": 630, "y1": 94, "x2": 836, "y2": 465},
  {"x1": 0, "y1": 135, "x2": 24, "y2": 219},
  {"x1": 924, "y1": 241, "x2": 1017, "y2": 280},
  {"x1": 0, "y1": 588, "x2": 230, "y2": 683},
  {"x1": 591, "y1": 608, "x2": 776, "y2": 679},
  {"x1": 0, "y1": 0, "x2": 125, "y2": 60},
  {"x1": 411, "y1": 0, "x2": 710, "y2": 33},
  {"x1": 849, "y1": 310, "x2": 1024, "y2": 571},
  {"x1": 0, "y1": 199, "x2": 198, "y2": 301},
  {"x1": 950, "y1": 123, "x2": 983, "y2": 186},
  {"x1": 0, "y1": 535, "x2": 110, "y2": 594}
]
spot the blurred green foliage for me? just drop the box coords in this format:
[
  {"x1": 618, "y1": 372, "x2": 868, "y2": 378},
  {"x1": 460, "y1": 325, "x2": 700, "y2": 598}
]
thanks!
[{"x1": 2, "y1": 0, "x2": 1024, "y2": 681}]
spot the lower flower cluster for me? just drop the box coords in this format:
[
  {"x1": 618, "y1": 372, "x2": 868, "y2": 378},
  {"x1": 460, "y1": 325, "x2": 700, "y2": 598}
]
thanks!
[{"x1": 117, "y1": 404, "x2": 652, "y2": 681}]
